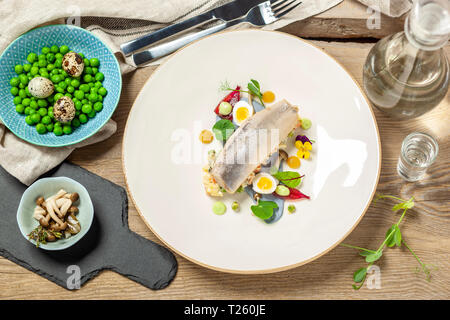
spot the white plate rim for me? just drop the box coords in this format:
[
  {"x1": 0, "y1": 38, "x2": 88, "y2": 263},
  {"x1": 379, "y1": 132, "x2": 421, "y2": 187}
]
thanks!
[{"x1": 121, "y1": 29, "x2": 381, "y2": 274}]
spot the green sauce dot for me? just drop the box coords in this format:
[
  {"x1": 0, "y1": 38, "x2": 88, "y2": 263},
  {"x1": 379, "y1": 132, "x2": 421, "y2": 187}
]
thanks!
[{"x1": 212, "y1": 201, "x2": 227, "y2": 215}]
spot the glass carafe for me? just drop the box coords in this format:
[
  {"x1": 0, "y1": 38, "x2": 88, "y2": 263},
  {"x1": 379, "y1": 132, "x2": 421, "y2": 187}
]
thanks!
[{"x1": 363, "y1": 0, "x2": 449, "y2": 120}]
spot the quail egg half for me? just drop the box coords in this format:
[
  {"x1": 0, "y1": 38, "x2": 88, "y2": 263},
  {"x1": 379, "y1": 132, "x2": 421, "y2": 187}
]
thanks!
[
  {"x1": 62, "y1": 52, "x2": 84, "y2": 77},
  {"x1": 53, "y1": 96, "x2": 76, "y2": 123},
  {"x1": 28, "y1": 76, "x2": 54, "y2": 98},
  {"x1": 252, "y1": 173, "x2": 278, "y2": 194}
]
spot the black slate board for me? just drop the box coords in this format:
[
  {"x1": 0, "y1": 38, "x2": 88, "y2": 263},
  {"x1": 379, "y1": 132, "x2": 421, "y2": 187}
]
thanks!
[{"x1": 0, "y1": 162, "x2": 177, "y2": 290}]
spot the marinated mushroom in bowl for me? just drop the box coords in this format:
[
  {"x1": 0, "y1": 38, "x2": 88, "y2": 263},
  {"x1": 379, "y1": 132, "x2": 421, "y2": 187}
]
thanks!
[{"x1": 28, "y1": 189, "x2": 81, "y2": 247}]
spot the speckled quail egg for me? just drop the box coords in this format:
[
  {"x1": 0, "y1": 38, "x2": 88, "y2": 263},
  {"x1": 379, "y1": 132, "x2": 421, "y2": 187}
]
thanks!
[
  {"x1": 232, "y1": 100, "x2": 254, "y2": 126},
  {"x1": 62, "y1": 52, "x2": 84, "y2": 77},
  {"x1": 53, "y1": 96, "x2": 76, "y2": 123},
  {"x1": 252, "y1": 173, "x2": 279, "y2": 194},
  {"x1": 28, "y1": 77, "x2": 54, "y2": 98}
]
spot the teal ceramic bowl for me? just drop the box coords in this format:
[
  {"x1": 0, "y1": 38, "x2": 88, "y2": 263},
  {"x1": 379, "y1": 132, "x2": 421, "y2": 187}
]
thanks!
[
  {"x1": 17, "y1": 177, "x2": 94, "y2": 250},
  {"x1": 0, "y1": 24, "x2": 122, "y2": 147}
]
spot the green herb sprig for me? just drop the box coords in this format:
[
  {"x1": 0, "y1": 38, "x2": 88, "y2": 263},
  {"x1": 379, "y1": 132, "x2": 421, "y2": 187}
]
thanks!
[
  {"x1": 220, "y1": 79, "x2": 265, "y2": 107},
  {"x1": 28, "y1": 225, "x2": 62, "y2": 248},
  {"x1": 272, "y1": 171, "x2": 304, "y2": 189},
  {"x1": 341, "y1": 194, "x2": 434, "y2": 290}
]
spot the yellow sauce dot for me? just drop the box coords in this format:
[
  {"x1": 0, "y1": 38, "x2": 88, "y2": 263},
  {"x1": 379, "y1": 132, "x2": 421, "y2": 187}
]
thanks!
[
  {"x1": 199, "y1": 130, "x2": 213, "y2": 144},
  {"x1": 262, "y1": 91, "x2": 275, "y2": 103},
  {"x1": 287, "y1": 156, "x2": 301, "y2": 169}
]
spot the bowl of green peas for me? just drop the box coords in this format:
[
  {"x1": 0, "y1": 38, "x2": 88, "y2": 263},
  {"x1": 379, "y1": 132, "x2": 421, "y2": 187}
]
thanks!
[{"x1": 0, "y1": 24, "x2": 122, "y2": 147}]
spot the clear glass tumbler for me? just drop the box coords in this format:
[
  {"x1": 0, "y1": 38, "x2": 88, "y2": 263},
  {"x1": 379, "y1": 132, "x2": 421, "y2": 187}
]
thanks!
[{"x1": 397, "y1": 132, "x2": 439, "y2": 182}]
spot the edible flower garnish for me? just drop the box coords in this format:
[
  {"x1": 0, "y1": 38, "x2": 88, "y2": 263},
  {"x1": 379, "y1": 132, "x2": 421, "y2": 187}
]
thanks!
[{"x1": 295, "y1": 140, "x2": 312, "y2": 159}]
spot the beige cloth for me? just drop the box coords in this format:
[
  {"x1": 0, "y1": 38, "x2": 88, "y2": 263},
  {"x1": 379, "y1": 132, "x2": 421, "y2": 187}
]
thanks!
[
  {"x1": 0, "y1": 0, "x2": 344, "y2": 185},
  {"x1": 357, "y1": 0, "x2": 412, "y2": 17}
]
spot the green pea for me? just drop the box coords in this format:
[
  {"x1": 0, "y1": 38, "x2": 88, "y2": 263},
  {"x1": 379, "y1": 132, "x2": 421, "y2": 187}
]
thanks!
[
  {"x1": 64, "y1": 93, "x2": 72, "y2": 99},
  {"x1": 66, "y1": 86, "x2": 74, "y2": 93},
  {"x1": 79, "y1": 84, "x2": 90, "y2": 92},
  {"x1": 79, "y1": 114, "x2": 88, "y2": 123},
  {"x1": 23, "y1": 64, "x2": 32, "y2": 72},
  {"x1": 61, "y1": 70, "x2": 68, "y2": 78},
  {"x1": 30, "y1": 113, "x2": 41, "y2": 124},
  {"x1": 93, "y1": 102, "x2": 103, "y2": 112},
  {"x1": 30, "y1": 66, "x2": 39, "y2": 76},
  {"x1": 83, "y1": 58, "x2": 90, "y2": 67},
  {"x1": 30, "y1": 100, "x2": 38, "y2": 109},
  {"x1": 50, "y1": 45, "x2": 59, "y2": 54},
  {"x1": 59, "y1": 45, "x2": 69, "y2": 55},
  {"x1": 22, "y1": 98, "x2": 31, "y2": 106},
  {"x1": 46, "y1": 53, "x2": 55, "y2": 63},
  {"x1": 41, "y1": 115, "x2": 52, "y2": 125},
  {"x1": 36, "y1": 123, "x2": 46, "y2": 134},
  {"x1": 29, "y1": 109, "x2": 36, "y2": 115},
  {"x1": 38, "y1": 59, "x2": 47, "y2": 68},
  {"x1": 15, "y1": 104, "x2": 24, "y2": 113},
  {"x1": 91, "y1": 67, "x2": 98, "y2": 74},
  {"x1": 54, "y1": 121, "x2": 62, "y2": 128},
  {"x1": 39, "y1": 67, "x2": 48, "y2": 75},
  {"x1": 84, "y1": 66, "x2": 93, "y2": 74},
  {"x1": 27, "y1": 52, "x2": 37, "y2": 63},
  {"x1": 97, "y1": 95, "x2": 103, "y2": 102},
  {"x1": 83, "y1": 74, "x2": 93, "y2": 83},
  {"x1": 10, "y1": 87, "x2": 19, "y2": 96},
  {"x1": 63, "y1": 125, "x2": 72, "y2": 135},
  {"x1": 81, "y1": 99, "x2": 89, "y2": 105},
  {"x1": 14, "y1": 65, "x2": 23, "y2": 74},
  {"x1": 19, "y1": 83, "x2": 26, "y2": 88},
  {"x1": 58, "y1": 81, "x2": 67, "y2": 90},
  {"x1": 78, "y1": 52, "x2": 84, "y2": 59},
  {"x1": 55, "y1": 58, "x2": 62, "y2": 68},
  {"x1": 48, "y1": 111, "x2": 54, "y2": 119},
  {"x1": 88, "y1": 82, "x2": 94, "y2": 88},
  {"x1": 50, "y1": 74, "x2": 61, "y2": 83},
  {"x1": 55, "y1": 52, "x2": 63, "y2": 59},
  {"x1": 37, "y1": 99, "x2": 48, "y2": 107},
  {"x1": 50, "y1": 69, "x2": 59, "y2": 75},
  {"x1": 94, "y1": 72, "x2": 104, "y2": 82},
  {"x1": 88, "y1": 93, "x2": 98, "y2": 102},
  {"x1": 53, "y1": 126, "x2": 63, "y2": 136},
  {"x1": 38, "y1": 107, "x2": 47, "y2": 116},
  {"x1": 70, "y1": 79, "x2": 80, "y2": 88},
  {"x1": 25, "y1": 115, "x2": 34, "y2": 126},
  {"x1": 47, "y1": 95, "x2": 54, "y2": 103},
  {"x1": 98, "y1": 87, "x2": 108, "y2": 97},
  {"x1": 13, "y1": 96, "x2": 22, "y2": 105},
  {"x1": 24, "y1": 107, "x2": 32, "y2": 115},
  {"x1": 54, "y1": 93, "x2": 63, "y2": 101},
  {"x1": 18, "y1": 89, "x2": 27, "y2": 99},
  {"x1": 288, "y1": 205, "x2": 296, "y2": 213},
  {"x1": 89, "y1": 58, "x2": 99, "y2": 67},
  {"x1": 72, "y1": 118, "x2": 81, "y2": 128},
  {"x1": 94, "y1": 81, "x2": 102, "y2": 88},
  {"x1": 75, "y1": 110, "x2": 81, "y2": 116},
  {"x1": 87, "y1": 110, "x2": 96, "y2": 118},
  {"x1": 46, "y1": 63, "x2": 55, "y2": 72},
  {"x1": 10, "y1": 77, "x2": 19, "y2": 87},
  {"x1": 46, "y1": 123, "x2": 54, "y2": 132},
  {"x1": 74, "y1": 101, "x2": 82, "y2": 110},
  {"x1": 81, "y1": 104, "x2": 92, "y2": 114},
  {"x1": 41, "y1": 47, "x2": 50, "y2": 54},
  {"x1": 73, "y1": 90, "x2": 84, "y2": 100}
]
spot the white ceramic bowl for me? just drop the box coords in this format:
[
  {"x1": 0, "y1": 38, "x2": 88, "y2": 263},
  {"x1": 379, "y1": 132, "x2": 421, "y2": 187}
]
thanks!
[{"x1": 17, "y1": 177, "x2": 94, "y2": 250}]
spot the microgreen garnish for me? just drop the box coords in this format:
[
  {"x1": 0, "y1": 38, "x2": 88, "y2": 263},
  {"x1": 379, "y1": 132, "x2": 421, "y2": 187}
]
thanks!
[
  {"x1": 220, "y1": 79, "x2": 266, "y2": 107},
  {"x1": 28, "y1": 225, "x2": 62, "y2": 248},
  {"x1": 212, "y1": 119, "x2": 235, "y2": 141},
  {"x1": 341, "y1": 194, "x2": 434, "y2": 290},
  {"x1": 272, "y1": 171, "x2": 304, "y2": 188},
  {"x1": 251, "y1": 200, "x2": 278, "y2": 220}
]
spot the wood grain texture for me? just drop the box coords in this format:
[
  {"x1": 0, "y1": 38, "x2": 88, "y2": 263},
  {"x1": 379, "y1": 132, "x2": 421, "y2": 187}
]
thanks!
[{"x1": 1, "y1": 2, "x2": 449, "y2": 299}]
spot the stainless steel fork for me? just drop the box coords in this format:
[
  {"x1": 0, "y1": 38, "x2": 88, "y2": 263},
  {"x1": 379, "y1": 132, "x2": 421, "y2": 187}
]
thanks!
[{"x1": 132, "y1": 0, "x2": 302, "y2": 66}]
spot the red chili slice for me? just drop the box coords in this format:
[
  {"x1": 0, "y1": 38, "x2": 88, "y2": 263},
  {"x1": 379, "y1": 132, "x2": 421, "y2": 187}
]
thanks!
[
  {"x1": 214, "y1": 86, "x2": 240, "y2": 120},
  {"x1": 273, "y1": 187, "x2": 310, "y2": 201}
]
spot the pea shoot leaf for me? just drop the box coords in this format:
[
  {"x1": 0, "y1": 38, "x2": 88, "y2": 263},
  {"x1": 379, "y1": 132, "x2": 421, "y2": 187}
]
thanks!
[
  {"x1": 392, "y1": 197, "x2": 414, "y2": 211},
  {"x1": 385, "y1": 225, "x2": 397, "y2": 247},
  {"x1": 251, "y1": 201, "x2": 278, "y2": 220},
  {"x1": 353, "y1": 267, "x2": 367, "y2": 283},
  {"x1": 212, "y1": 119, "x2": 235, "y2": 141},
  {"x1": 273, "y1": 171, "x2": 302, "y2": 188},
  {"x1": 394, "y1": 226, "x2": 402, "y2": 247},
  {"x1": 365, "y1": 250, "x2": 383, "y2": 263},
  {"x1": 359, "y1": 250, "x2": 374, "y2": 257}
]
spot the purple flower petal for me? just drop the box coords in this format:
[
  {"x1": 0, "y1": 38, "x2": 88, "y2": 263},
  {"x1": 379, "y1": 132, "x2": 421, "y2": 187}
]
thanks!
[{"x1": 295, "y1": 135, "x2": 311, "y2": 144}]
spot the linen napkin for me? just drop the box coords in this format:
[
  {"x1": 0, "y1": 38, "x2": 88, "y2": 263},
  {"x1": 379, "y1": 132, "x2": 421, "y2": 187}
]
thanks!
[
  {"x1": 0, "y1": 0, "x2": 343, "y2": 185},
  {"x1": 357, "y1": 0, "x2": 412, "y2": 18}
]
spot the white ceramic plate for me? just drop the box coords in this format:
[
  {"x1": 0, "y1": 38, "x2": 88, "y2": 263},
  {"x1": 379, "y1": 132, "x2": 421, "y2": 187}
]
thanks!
[{"x1": 123, "y1": 30, "x2": 380, "y2": 273}]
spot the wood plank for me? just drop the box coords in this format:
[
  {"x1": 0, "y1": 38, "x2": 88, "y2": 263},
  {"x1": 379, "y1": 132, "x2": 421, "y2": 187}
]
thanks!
[{"x1": 0, "y1": 41, "x2": 448, "y2": 299}]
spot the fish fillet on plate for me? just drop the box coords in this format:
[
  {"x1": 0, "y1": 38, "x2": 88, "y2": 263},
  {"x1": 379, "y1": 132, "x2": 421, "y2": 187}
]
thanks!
[{"x1": 210, "y1": 99, "x2": 299, "y2": 193}]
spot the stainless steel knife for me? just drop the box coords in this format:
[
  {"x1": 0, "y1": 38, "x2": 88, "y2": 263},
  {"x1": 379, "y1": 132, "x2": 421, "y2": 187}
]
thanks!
[{"x1": 120, "y1": 0, "x2": 272, "y2": 56}]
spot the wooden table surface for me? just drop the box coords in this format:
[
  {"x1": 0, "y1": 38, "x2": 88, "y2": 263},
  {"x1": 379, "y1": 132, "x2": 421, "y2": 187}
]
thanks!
[{"x1": 1, "y1": 0, "x2": 449, "y2": 299}]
